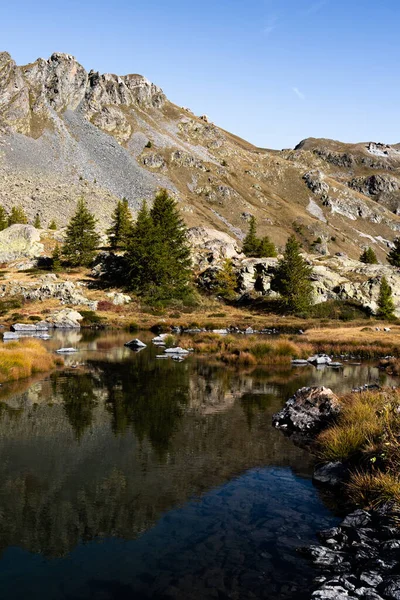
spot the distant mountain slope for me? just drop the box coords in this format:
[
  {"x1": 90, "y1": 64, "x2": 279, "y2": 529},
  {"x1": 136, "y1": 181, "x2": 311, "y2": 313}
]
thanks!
[{"x1": 1, "y1": 51, "x2": 400, "y2": 260}]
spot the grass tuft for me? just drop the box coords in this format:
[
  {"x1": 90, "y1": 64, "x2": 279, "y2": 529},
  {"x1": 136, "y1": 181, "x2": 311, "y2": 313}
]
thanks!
[{"x1": 0, "y1": 339, "x2": 62, "y2": 383}]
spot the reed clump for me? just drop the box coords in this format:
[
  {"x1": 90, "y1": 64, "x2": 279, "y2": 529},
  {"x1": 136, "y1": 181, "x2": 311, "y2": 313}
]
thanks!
[
  {"x1": 0, "y1": 339, "x2": 62, "y2": 383},
  {"x1": 317, "y1": 388, "x2": 400, "y2": 506},
  {"x1": 180, "y1": 333, "x2": 313, "y2": 365}
]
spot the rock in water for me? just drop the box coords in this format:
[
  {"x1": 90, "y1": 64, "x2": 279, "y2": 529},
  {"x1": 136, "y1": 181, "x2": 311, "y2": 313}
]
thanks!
[
  {"x1": 164, "y1": 347, "x2": 189, "y2": 355},
  {"x1": 313, "y1": 461, "x2": 345, "y2": 486},
  {"x1": 124, "y1": 339, "x2": 147, "y2": 349},
  {"x1": 56, "y1": 347, "x2": 78, "y2": 354},
  {"x1": 272, "y1": 386, "x2": 340, "y2": 433}
]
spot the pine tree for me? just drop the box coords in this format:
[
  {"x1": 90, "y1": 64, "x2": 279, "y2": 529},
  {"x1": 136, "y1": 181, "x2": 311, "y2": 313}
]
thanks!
[
  {"x1": 49, "y1": 219, "x2": 57, "y2": 230},
  {"x1": 125, "y1": 200, "x2": 161, "y2": 293},
  {"x1": 51, "y1": 244, "x2": 62, "y2": 273},
  {"x1": 258, "y1": 236, "x2": 277, "y2": 258},
  {"x1": 62, "y1": 198, "x2": 100, "y2": 267},
  {"x1": 388, "y1": 238, "x2": 400, "y2": 267},
  {"x1": 0, "y1": 207, "x2": 8, "y2": 231},
  {"x1": 8, "y1": 206, "x2": 28, "y2": 226},
  {"x1": 125, "y1": 190, "x2": 192, "y2": 299},
  {"x1": 150, "y1": 189, "x2": 192, "y2": 297},
  {"x1": 377, "y1": 276, "x2": 395, "y2": 320},
  {"x1": 360, "y1": 247, "x2": 378, "y2": 264},
  {"x1": 214, "y1": 259, "x2": 237, "y2": 299},
  {"x1": 33, "y1": 213, "x2": 41, "y2": 228},
  {"x1": 107, "y1": 198, "x2": 133, "y2": 250},
  {"x1": 242, "y1": 216, "x2": 260, "y2": 257},
  {"x1": 271, "y1": 235, "x2": 314, "y2": 313}
]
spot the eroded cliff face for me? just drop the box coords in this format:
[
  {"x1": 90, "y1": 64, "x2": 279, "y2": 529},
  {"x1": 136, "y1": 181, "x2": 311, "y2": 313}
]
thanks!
[
  {"x1": 0, "y1": 52, "x2": 165, "y2": 136},
  {"x1": 1, "y1": 50, "x2": 400, "y2": 261}
]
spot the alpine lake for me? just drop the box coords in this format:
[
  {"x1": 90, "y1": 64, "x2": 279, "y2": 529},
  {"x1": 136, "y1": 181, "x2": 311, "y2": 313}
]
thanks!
[{"x1": 0, "y1": 330, "x2": 395, "y2": 600}]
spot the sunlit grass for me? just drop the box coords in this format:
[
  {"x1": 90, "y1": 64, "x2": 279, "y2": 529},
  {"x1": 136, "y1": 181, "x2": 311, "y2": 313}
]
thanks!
[
  {"x1": 317, "y1": 388, "x2": 400, "y2": 506},
  {"x1": 0, "y1": 339, "x2": 63, "y2": 383}
]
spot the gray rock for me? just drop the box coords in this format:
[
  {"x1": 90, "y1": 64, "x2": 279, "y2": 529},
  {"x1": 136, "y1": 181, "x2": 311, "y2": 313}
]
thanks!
[
  {"x1": 313, "y1": 462, "x2": 345, "y2": 486},
  {"x1": 124, "y1": 339, "x2": 147, "y2": 349},
  {"x1": 272, "y1": 386, "x2": 341, "y2": 433}
]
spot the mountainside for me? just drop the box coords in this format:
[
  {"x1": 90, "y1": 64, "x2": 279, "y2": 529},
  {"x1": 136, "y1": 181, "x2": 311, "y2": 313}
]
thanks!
[{"x1": 1, "y1": 51, "x2": 400, "y2": 260}]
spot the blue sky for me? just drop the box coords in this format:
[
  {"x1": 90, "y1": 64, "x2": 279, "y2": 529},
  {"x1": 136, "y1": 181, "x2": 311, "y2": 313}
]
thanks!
[{"x1": 2, "y1": 0, "x2": 399, "y2": 149}]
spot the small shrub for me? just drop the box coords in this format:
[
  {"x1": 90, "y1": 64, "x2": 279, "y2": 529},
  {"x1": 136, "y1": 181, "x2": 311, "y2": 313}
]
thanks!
[
  {"x1": 79, "y1": 310, "x2": 104, "y2": 326},
  {"x1": 127, "y1": 321, "x2": 139, "y2": 333},
  {"x1": 0, "y1": 297, "x2": 23, "y2": 316},
  {"x1": 145, "y1": 140, "x2": 152, "y2": 148},
  {"x1": 28, "y1": 315, "x2": 42, "y2": 322},
  {"x1": 164, "y1": 335, "x2": 175, "y2": 348}
]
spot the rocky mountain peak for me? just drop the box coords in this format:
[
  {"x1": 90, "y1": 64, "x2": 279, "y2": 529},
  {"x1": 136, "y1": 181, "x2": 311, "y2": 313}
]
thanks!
[{"x1": 0, "y1": 52, "x2": 166, "y2": 136}]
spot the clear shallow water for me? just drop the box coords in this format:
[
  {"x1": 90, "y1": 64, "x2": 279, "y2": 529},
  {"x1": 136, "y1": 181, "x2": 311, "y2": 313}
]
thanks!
[{"x1": 0, "y1": 332, "x2": 395, "y2": 600}]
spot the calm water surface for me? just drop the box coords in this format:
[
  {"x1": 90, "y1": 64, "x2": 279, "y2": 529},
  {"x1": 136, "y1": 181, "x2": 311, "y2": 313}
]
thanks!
[{"x1": 0, "y1": 331, "x2": 394, "y2": 600}]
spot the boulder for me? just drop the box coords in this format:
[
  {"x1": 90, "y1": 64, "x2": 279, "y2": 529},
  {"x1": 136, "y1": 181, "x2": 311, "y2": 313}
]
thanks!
[
  {"x1": 272, "y1": 386, "x2": 341, "y2": 433},
  {"x1": 313, "y1": 462, "x2": 345, "y2": 486},
  {"x1": 106, "y1": 291, "x2": 131, "y2": 306},
  {"x1": 0, "y1": 225, "x2": 44, "y2": 262},
  {"x1": 188, "y1": 226, "x2": 242, "y2": 269},
  {"x1": 124, "y1": 339, "x2": 146, "y2": 349},
  {"x1": 49, "y1": 309, "x2": 83, "y2": 329}
]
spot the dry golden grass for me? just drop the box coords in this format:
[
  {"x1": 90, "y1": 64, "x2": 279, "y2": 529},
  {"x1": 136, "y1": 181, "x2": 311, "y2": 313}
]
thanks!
[
  {"x1": 0, "y1": 339, "x2": 63, "y2": 383},
  {"x1": 300, "y1": 326, "x2": 400, "y2": 358},
  {"x1": 180, "y1": 333, "x2": 314, "y2": 365},
  {"x1": 347, "y1": 471, "x2": 400, "y2": 507},
  {"x1": 317, "y1": 388, "x2": 400, "y2": 506}
]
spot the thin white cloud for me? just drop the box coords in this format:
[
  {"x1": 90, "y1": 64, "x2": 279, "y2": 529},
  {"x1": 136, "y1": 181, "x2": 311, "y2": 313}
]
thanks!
[
  {"x1": 292, "y1": 87, "x2": 306, "y2": 101},
  {"x1": 263, "y1": 16, "x2": 278, "y2": 36},
  {"x1": 305, "y1": 0, "x2": 328, "y2": 15}
]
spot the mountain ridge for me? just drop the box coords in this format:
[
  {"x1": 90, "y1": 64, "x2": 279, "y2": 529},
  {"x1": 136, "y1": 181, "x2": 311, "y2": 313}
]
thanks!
[{"x1": 1, "y1": 51, "x2": 400, "y2": 261}]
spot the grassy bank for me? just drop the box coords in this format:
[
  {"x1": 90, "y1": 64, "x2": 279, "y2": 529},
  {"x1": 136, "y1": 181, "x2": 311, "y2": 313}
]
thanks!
[
  {"x1": 180, "y1": 333, "x2": 314, "y2": 365},
  {"x1": 0, "y1": 339, "x2": 63, "y2": 383},
  {"x1": 317, "y1": 388, "x2": 400, "y2": 507},
  {"x1": 299, "y1": 326, "x2": 400, "y2": 359}
]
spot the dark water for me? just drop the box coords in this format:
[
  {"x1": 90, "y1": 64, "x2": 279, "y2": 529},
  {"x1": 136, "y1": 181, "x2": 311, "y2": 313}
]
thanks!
[{"x1": 0, "y1": 331, "x2": 394, "y2": 600}]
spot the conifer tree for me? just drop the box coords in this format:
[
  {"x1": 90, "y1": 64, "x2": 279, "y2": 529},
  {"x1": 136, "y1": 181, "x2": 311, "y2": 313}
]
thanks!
[
  {"x1": 107, "y1": 198, "x2": 132, "y2": 249},
  {"x1": 125, "y1": 190, "x2": 192, "y2": 299},
  {"x1": 8, "y1": 206, "x2": 28, "y2": 226},
  {"x1": 0, "y1": 207, "x2": 8, "y2": 231},
  {"x1": 33, "y1": 214, "x2": 41, "y2": 228},
  {"x1": 62, "y1": 198, "x2": 100, "y2": 267},
  {"x1": 49, "y1": 219, "x2": 57, "y2": 230},
  {"x1": 258, "y1": 236, "x2": 277, "y2": 258},
  {"x1": 388, "y1": 238, "x2": 400, "y2": 267},
  {"x1": 271, "y1": 235, "x2": 314, "y2": 313},
  {"x1": 377, "y1": 276, "x2": 395, "y2": 320},
  {"x1": 214, "y1": 259, "x2": 237, "y2": 300},
  {"x1": 242, "y1": 216, "x2": 260, "y2": 257},
  {"x1": 125, "y1": 200, "x2": 160, "y2": 293},
  {"x1": 150, "y1": 189, "x2": 192, "y2": 296},
  {"x1": 360, "y1": 247, "x2": 378, "y2": 264},
  {"x1": 51, "y1": 244, "x2": 62, "y2": 273}
]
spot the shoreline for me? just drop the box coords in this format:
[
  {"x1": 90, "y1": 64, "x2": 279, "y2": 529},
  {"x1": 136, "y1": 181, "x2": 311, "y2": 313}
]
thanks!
[{"x1": 273, "y1": 386, "x2": 400, "y2": 599}]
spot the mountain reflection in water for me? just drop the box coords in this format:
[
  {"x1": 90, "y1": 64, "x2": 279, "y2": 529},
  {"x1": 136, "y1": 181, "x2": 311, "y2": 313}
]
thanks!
[{"x1": 0, "y1": 332, "x2": 393, "y2": 600}]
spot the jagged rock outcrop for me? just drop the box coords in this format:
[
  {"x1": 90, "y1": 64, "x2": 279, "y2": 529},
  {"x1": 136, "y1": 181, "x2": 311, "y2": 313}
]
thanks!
[
  {"x1": 272, "y1": 386, "x2": 340, "y2": 435},
  {"x1": 0, "y1": 274, "x2": 97, "y2": 309}
]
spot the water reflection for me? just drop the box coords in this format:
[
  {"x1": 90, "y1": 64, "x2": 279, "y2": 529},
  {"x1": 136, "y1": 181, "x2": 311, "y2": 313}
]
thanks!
[{"x1": 0, "y1": 332, "x2": 395, "y2": 599}]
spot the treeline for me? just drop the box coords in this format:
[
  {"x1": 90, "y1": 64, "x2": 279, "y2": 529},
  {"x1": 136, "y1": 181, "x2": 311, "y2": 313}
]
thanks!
[
  {"x1": 56, "y1": 191, "x2": 192, "y2": 301},
  {"x1": 0, "y1": 206, "x2": 57, "y2": 230},
  {"x1": 7, "y1": 190, "x2": 396, "y2": 318}
]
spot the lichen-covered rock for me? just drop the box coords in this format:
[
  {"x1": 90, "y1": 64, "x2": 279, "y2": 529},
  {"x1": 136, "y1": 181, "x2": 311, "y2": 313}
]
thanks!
[
  {"x1": 0, "y1": 225, "x2": 44, "y2": 262},
  {"x1": 272, "y1": 386, "x2": 341, "y2": 434}
]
